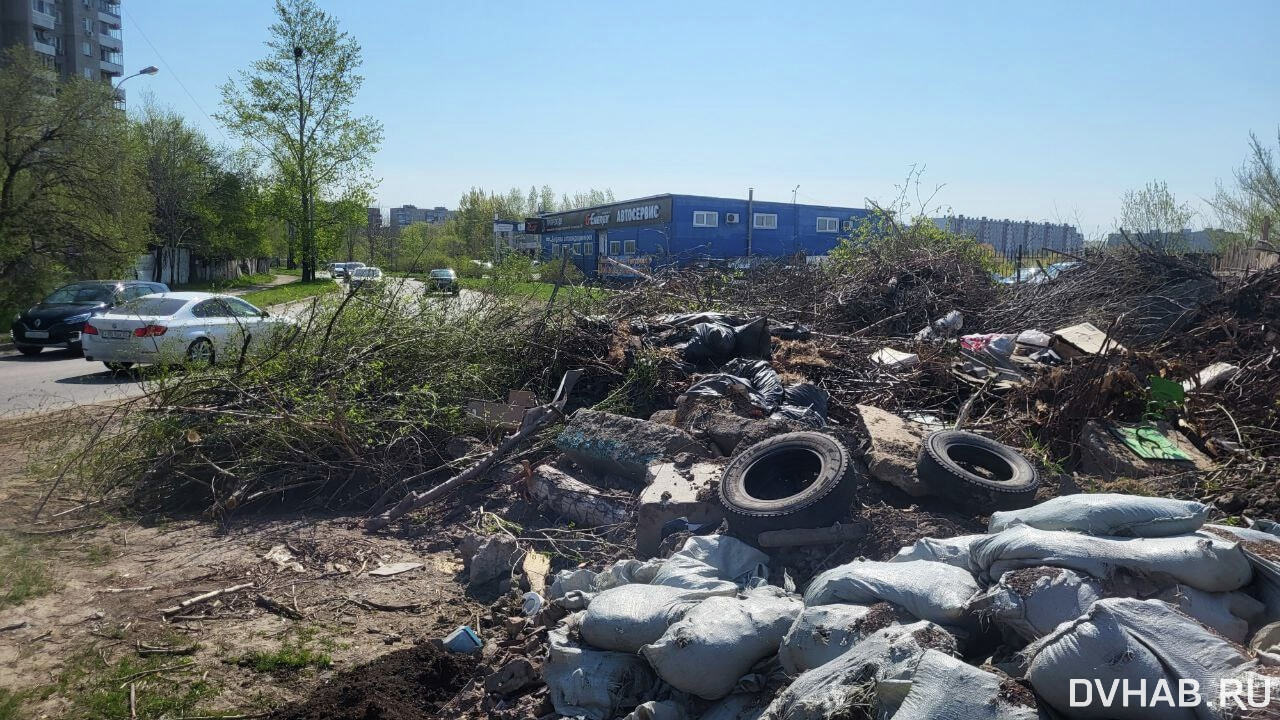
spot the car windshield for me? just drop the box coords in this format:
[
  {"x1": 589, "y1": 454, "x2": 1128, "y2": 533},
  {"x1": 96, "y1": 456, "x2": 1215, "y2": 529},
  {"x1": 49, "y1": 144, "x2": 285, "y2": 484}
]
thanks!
[
  {"x1": 352, "y1": 268, "x2": 381, "y2": 278},
  {"x1": 430, "y1": 270, "x2": 455, "y2": 278},
  {"x1": 43, "y1": 284, "x2": 115, "y2": 304},
  {"x1": 112, "y1": 298, "x2": 189, "y2": 317}
]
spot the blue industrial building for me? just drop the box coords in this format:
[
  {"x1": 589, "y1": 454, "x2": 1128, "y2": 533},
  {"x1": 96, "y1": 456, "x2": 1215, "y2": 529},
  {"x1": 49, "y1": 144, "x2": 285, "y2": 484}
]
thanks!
[{"x1": 530, "y1": 194, "x2": 868, "y2": 277}]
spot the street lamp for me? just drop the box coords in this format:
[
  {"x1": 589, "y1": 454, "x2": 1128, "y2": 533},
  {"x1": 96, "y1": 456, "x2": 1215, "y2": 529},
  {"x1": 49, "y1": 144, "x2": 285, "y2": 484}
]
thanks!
[{"x1": 115, "y1": 65, "x2": 158, "y2": 88}]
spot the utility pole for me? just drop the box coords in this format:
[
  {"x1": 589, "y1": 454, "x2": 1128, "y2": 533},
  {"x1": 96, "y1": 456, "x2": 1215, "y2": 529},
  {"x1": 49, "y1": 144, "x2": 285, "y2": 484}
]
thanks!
[
  {"x1": 746, "y1": 187, "x2": 754, "y2": 259},
  {"x1": 793, "y1": 184, "x2": 800, "y2": 248}
]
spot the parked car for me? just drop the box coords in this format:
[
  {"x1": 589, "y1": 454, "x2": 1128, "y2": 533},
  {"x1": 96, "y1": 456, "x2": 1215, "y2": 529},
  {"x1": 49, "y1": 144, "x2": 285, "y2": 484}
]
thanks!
[
  {"x1": 331, "y1": 262, "x2": 366, "y2": 281},
  {"x1": 1044, "y1": 261, "x2": 1082, "y2": 279},
  {"x1": 10, "y1": 280, "x2": 169, "y2": 355},
  {"x1": 81, "y1": 292, "x2": 296, "y2": 371},
  {"x1": 349, "y1": 266, "x2": 385, "y2": 292},
  {"x1": 426, "y1": 268, "x2": 459, "y2": 295},
  {"x1": 998, "y1": 267, "x2": 1047, "y2": 285}
]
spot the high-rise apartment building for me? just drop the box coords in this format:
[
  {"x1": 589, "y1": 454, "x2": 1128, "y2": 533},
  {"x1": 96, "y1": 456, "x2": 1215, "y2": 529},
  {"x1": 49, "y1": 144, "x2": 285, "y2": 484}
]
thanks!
[{"x1": 0, "y1": 0, "x2": 124, "y2": 84}]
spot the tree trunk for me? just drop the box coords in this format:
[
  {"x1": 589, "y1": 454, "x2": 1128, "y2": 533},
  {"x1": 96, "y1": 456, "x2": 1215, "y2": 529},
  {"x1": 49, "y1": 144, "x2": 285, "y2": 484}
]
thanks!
[
  {"x1": 286, "y1": 222, "x2": 296, "y2": 270},
  {"x1": 526, "y1": 465, "x2": 627, "y2": 527}
]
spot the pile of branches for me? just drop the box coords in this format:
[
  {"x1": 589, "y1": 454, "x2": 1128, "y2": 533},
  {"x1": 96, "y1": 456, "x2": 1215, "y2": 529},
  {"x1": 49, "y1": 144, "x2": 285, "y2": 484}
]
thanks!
[{"x1": 70, "y1": 283, "x2": 601, "y2": 518}]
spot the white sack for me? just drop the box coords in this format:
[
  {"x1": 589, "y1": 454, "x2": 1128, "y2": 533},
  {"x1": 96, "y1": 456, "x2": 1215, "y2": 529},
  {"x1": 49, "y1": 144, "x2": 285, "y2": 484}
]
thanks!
[
  {"x1": 1154, "y1": 585, "x2": 1265, "y2": 644},
  {"x1": 762, "y1": 620, "x2": 957, "y2": 720},
  {"x1": 621, "y1": 700, "x2": 690, "y2": 720},
  {"x1": 581, "y1": 583, "x2": 733, "y2": 652},
  {"x1": 699, "y1": 694, "x2": 769, "y2": 720},
  {"x1": 889, "y1": 650, "x2": 1046, "y2": 720},
  {"x1": 548, "y1": 568, "x2": 596, "y2": 600},
  {"x1": 967, "y1": 566, "x2": 1104, "y2": 642},
  {"x1": 595, "y1": 558, "x2": 664, "y2": 591},
  {"x1": 969, "y1": 525, "x2": 1252, "y2": 592},
  {"x1": 642, "y1": 587, "x2": 803, "y2": 700},
  {"x1": 778, "y1": 602, "x2": 910, "y2": 674},
  {"x1": 889, "y1": 534, "x2": 984, "y2": 568},
  {"x1": 803, "y1": 559, "x2": 979, "y2": 628},
  {"x1": 1024, "y1": 598, "x2": 1257, "y2": 720},
  {"x1": 652, "y1": 535, "x2": 770, "y2": 589},
  {"x1": 545, "y1": 613, "x2": 659, "y2": 720},
  {"x1": 989, "y1": 493, "x2": 1208, "y2": 537},
  {"x1": 1200, "y1": 523, "x2": 1280, "y2": 620}
]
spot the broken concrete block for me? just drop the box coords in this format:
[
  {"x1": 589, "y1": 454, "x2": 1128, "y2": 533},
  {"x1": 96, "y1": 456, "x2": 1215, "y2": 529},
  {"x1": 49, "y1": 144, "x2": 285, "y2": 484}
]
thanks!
[
  {"x1": 636, "y1": 462, "x2": 725, "y2": 559},
  {"x1": 527, "y1": 464, "x2": 629, "y2": 528},
  {"x1": 870, "y1": 348, "x2": 919, "y2": 369},
  {"x1": 485, "y1": 657, "x2": 538, "y2": 695},
  {"x1": 1078, "y1": 420, "x2": 1214, "y2": 480},
  {"x1": 557, "y1": 410, "x2": 712, "y2": 484},
  {"x1": 1183, "y1": 362, "x2": 1240, "y2": 392},
  {"x1": 856, "y1": 404, "x2": 930, "y2": 497},
  {"x1": 1051, "y1": 322, "x2": 1126, "y2": 359},
  {"x1": 468, "y1": 535, "x2": 521, "y2": 588}
]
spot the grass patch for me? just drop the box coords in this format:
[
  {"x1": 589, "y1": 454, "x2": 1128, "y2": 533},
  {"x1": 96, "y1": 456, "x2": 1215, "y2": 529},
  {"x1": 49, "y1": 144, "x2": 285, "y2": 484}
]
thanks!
[
  {"x1": 174, "y1": 272, "x2": 275, "y2": 293},
  {"x1": 54, "y1": 647, "x2": 217, "y2": 719},
  {"x1": 0, "y1": 688, "x2": 28, "y2": 720},
  {"x1": 0, "y1": 532, "x2": 55, "y2": 610},
  {"x1": 241, "y1": 279, "x2": 340, "y2": 308},
  {"x1": 239, "y1": 634, "x2": 332, "y2": 673}
]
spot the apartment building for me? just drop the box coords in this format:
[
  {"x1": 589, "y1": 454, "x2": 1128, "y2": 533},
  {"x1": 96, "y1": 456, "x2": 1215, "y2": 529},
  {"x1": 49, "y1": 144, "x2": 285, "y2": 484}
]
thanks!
[
  {"x1": 389, "y1": 205, "x2": 454, "y2": 230},
  {"x1": 0, "y1": 0, "x2": 124, "y2": 83}
]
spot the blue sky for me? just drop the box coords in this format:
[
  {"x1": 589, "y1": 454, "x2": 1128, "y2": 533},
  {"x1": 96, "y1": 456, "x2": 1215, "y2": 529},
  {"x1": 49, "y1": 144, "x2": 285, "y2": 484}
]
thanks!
[{"x1": 122, "y1": 1, "x2": 1279, "y2": 237}]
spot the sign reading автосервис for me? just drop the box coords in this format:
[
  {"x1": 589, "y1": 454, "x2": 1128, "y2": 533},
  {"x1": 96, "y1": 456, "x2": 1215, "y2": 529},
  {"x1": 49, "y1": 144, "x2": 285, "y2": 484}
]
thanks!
[{"x1": 543, "y1": 197, "x2": 672, "y2": 232}]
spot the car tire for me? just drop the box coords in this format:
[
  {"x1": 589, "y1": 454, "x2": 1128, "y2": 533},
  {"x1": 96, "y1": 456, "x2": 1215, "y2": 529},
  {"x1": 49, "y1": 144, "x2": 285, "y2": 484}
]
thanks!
[
  {"x1": 104, "y1": 362, "x2": 134, "y2": 372},
  {"x1": 16, "y1": 345, "x2": 42, "y2": 356},
  {"x1": 718, "y1": 432, "x2": 860, "y2": 539},
  {"x1": 185, "y1": 338, "x2": 215, "y2": 368},
  {"x1": 916, "y1": 430, "x2": 1039, "y2": 511}
]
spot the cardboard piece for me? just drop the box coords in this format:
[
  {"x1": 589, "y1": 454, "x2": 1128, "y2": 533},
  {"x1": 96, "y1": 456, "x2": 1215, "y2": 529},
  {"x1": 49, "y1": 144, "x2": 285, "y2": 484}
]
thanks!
[{"x1": 1051, "y1": 322, "x2": 1126, "y2": 358}]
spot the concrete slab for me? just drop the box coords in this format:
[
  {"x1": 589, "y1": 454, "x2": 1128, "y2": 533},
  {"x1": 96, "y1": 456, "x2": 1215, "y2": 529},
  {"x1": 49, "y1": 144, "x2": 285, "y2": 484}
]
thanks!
[
  {"x1": 556, "y1": 409, "x2": 712, "y2": 485},
  {"x1": 1078, "y1": 420, "x2": 1214, "y2": 480},
  {"x1": 636, "y1": 461, "x2": 725, "y2": 559},
  {"x1": 856, "y1": 404, "x2": 930, "y2": 497}
]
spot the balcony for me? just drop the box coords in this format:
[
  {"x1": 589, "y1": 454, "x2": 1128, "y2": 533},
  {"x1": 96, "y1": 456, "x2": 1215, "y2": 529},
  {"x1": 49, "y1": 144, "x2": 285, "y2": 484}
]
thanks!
[
  {"x1": 32, "y1": 10, "x2": 57, "y2": 29},
  {"x1": 99, "y1": 58, "x2": 123, "y2": 75},
  {"x1": 33, "y1": 39, "x2": 57, "y2": 56},
  {"x1": 99, "y1": 32, "x2": 122, "y2": 50}
]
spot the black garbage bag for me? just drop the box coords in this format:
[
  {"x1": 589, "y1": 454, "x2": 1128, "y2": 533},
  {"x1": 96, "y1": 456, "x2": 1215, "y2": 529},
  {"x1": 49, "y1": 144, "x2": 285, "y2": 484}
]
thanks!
[
  {"x1": 683, "y1": 359, "x2": 784, "y2": 413},
  {"x1": 775, "y1": 382, "x2": 829, "y2": 427},
  {"x1": 732, "y1": 317, "x2": 772, "y2": 359},
  {"x1": 771, "y1": 321, "x2": 813, "y2": 341},
  {"x1": 683, "y1": 322, "x2": 738, "y2": 362}
]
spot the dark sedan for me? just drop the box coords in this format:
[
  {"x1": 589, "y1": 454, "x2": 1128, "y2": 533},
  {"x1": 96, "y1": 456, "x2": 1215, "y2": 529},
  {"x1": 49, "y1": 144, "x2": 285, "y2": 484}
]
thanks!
[
  {"x1": 10, "y1": 280, "x2": 169, "y2": 355},
  {"x1": 426, "y1": 268, "x2": 460, "y2": 295}
]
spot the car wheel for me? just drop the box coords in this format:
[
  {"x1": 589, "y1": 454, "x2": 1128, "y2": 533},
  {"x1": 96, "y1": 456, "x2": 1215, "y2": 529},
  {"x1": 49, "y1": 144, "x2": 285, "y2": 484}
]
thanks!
[
  {"x1": 185, "y1": 338, "x2": 215, "y2": 368},
  {"x1": 916, "y1": 430, "x2": 1039, "y2": 511},
  {"x1": 104, "y1": 361, "x2": 134, "y2": 372},
  {"x1": 718, "y1": 432, "x2": 861, "y2": 539},
  {"x1": 451, "y1": 287, "x2": 460, "y2": 296},
  {"x1": 16, "y1": 345, "x2": 42, "y2": 356}
]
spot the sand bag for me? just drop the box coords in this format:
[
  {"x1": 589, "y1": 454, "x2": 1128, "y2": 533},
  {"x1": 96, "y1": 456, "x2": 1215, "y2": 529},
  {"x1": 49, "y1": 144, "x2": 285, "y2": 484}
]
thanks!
[
  {"x1": 1154, "y1": 585, "x2": 1266, "y2": 644},
  {"x1": 778, "y1": 602, "x2": 911, "y2": 674},
  {"x1": 1024, "y1": 598, "x2": 1257, "y2": 720},
  {"x1": 889, "y1": 650, "x2": 1047, "y2": 720},
  {"x1": 652, "y1": 535, "x2": 770, "y2": 590},
  {"x1": 968, "y1": 566, "x2": 1104, "y2": 642},
  {"x1": 969, "y1": 526, "x2": 1252, "y2": 592},
  {"x1": 594, "y1": 558, "x2": 664, "y2": 591},
  {"x1": 804, "y1": 559, "x2": 979, "y2": 628},
  {"x1": 1199, "y1": 523, "x2": 1280, "y2": 620},
  {"x1": 889, "y1": 534, "x2": 984, "y2": 568},
  {"x1": 699, "y1": 694, "x2": 770, "y2": 720},
  {"x1": 989, "y1": 493, "x2": 1208, "y2": 537},
  {"x1": 581, "y1": 583, "x2": 733, "y2": 652},
  {"x1": 762, "y1": 620, "x2": 957, "y2": 720},
  {"x1": 545, "y1": 613, "x2": 660, "y2": 720},
  {"x1": 642, "y1": 587, "x2": 803, "y2": 700},
  {"x1": 621, "y1": 700, "x2": 690, "y2": 720}
]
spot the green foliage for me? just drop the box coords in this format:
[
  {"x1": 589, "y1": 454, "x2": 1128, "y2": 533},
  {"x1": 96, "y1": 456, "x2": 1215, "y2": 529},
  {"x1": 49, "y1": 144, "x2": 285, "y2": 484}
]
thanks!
[
  {"x1": 55, "y1": 647, "x2": 216, "y2": 719},
  {"x1": 241, "y1": 278, "x2": 339, "y2": 307},
  {"x1": 0, "y1": 688, "x2": 26, "y2": 720},
  {"x1": 829, "y1": 207, "x2": 997, "y2": 271},
  {"x1": 239, "y1": 637, "x2": 331, "y2": 673},
  {"x1": 0, "y1": 532, "x2": 55, "y2": 609},
  {"x1": 1211, "y1": 129, "x2": 1280, "y2": 240},
  {"x1": 1144, "y1": 375, "x2": 1186, "y2": 420},
  {"x1": 0, "y1": 47, "x2": 152, "y2": 330},
  {"x1": 1119, "y1": 180, "x2": 1196, "y2": 248},
  {"x1": 218, "y1": 0, "x2": 383, "y2": 281}
]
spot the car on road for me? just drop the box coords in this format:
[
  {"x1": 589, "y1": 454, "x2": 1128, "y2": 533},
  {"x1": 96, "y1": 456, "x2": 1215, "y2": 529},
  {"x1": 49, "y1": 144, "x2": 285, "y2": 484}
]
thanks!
[
  {"x1": 10, "y1": 280, "x2": 170, "y2": 356},
  {"x1": 425, "y1": 268, "x2": 460, "y2": 295},
  {"x1": 349, "y1": 266, "x2": 385, "y2": 292},
  {"x1": 330, "y1": 262, "x2": 366, "y2": 281},
  {"x1": 81, "y1": 292, "x2": 297, "y2": 371}
]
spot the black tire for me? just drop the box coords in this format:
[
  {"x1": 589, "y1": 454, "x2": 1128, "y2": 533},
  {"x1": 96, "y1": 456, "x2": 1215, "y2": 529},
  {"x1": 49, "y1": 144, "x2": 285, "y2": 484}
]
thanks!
[
  {"x1": 16, "y1": 345, "x2": 42, "y2": 356},
  {"x1": 719, "y1": 432, "x2": 860, "y2": 538},
  {"x1": 917, "y1": 430, "x2": 1039, "y2": 511},
  {"x1": 185, "y1": 338, "x2": 215, "y2": 367},
  {"x1": 104, "y1": 361, "x2": 134, "y2": 372}
]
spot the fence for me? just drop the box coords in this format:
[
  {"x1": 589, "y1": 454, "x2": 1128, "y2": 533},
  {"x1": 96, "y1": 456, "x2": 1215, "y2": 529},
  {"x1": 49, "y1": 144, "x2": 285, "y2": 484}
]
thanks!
[{"x1": 134, "y1": 248, "x2": 270, "y2": 286}]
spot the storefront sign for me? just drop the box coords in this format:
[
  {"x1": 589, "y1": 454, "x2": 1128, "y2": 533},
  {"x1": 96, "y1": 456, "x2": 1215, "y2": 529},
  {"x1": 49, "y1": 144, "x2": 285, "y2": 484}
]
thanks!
[{"x1": 542, "y1": 197, "x2": 672, "y2": 231}]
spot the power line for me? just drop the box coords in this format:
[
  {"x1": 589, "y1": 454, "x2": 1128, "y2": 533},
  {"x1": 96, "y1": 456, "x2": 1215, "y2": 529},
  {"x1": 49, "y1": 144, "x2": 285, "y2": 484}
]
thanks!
[{"x1": 123, "y1": 6, "x2": 228, "y2": 142}]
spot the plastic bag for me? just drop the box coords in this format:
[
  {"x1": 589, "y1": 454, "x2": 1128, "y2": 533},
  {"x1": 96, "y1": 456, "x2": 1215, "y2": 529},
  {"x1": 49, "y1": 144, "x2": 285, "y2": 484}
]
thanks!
[
  {"x1": 546, "y1": 612, "x2": 660, "y2": 720},
  {"x1": 889, "y1": 535, "x2": 984, "y2": 568},
  {"x1": 1024, "y1": 598, "x2": 1257, "y2": 720},
  {"x1": 642, "y1": 586, "x2": 803, "y2": 700},
  {"x1": 778, "y1": 602, "x2": 910, "y2": 674},
  {"x1": 988, "y1": 493, "x2": 1209, "y2": 537},
  {"x1": 685, "y1": 322, "x2": 738, "y2": 362},
  {"x1": 889, "y1": 650, "x2": 1046, "y2": 720},
  {"x1": 804, "y1": 559, "x2": 979, "y2": 629},
  {"x1": 969, "y1": 525, "x2": 1252, "y2": 592}
]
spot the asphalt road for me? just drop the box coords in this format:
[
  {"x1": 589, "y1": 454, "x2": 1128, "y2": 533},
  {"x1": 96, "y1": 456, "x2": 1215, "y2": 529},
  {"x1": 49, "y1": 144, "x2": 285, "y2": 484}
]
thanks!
[{"x1": 0, "y1": 277, "x2": 485, "y2": 419}]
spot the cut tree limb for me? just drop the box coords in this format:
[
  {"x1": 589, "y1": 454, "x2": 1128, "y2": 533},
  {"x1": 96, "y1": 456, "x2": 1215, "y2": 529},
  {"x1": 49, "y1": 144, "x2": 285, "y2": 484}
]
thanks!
[
  {"x1": 757, "y1": 522, "x2": 868, "y2": 548},
  {"x1": 365, "y1": 370, "x2": 583, "y2": 532},
  {"x1": 159, "y1": 583, "x2": 254, "y2": 616},
  {"x1": 255, "y1": 593, "x2": 303, "y2": 620},
  {"x1": 526, "y1": 464, "x2": 628, "y2": 527}
]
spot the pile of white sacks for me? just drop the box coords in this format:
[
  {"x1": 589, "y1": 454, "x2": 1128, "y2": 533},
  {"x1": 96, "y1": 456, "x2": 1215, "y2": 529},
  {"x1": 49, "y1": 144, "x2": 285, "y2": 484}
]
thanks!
[{"x1": 541, "y1": 493, "x2": 1280, "y2": 720}]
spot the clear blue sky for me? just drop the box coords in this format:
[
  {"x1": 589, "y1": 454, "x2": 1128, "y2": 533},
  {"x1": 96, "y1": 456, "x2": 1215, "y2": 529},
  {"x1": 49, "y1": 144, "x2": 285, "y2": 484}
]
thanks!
[{"x1": 122, "y1": 0, "x2": 1279, "y2": 238}]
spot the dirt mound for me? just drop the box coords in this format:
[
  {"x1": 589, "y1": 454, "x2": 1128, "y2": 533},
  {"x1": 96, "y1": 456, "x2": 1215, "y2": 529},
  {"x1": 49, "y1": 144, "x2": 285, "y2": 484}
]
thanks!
[{"x1": 270, "y1": 644, "x2": 477, "y2": 720}]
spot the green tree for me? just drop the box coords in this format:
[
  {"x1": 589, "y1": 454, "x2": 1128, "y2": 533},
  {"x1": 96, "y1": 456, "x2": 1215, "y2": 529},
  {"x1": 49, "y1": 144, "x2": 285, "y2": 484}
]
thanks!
[
  {"x1": 1118, "y1": 180, "x2": 1196, "y2": 248},
  {"x1": 0, "y1": 47, "x2": 150, "y2": 320},
  {"x1": 217, "y1": 0, "x2": 383, "y2": 282},
  {"x1": 1211, "y1": 129, "x2": 1280, "y2": 246}
]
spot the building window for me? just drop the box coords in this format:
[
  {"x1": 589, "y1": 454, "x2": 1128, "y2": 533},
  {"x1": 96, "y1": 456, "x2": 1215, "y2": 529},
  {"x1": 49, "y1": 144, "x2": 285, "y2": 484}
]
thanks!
[
  {"x1": 623, "y1": 239, "x2": 637, "y2": 254},
  {"x1": 82, "y1": 41, "x2": 91, "y2": 56},
  {"x1": 816, "y1": 217, "x2": 839, "y2": 233},
  {"x1": 842, "y1": 220, "x2": 855, "y2": 231},
  {"x1": 693, "y1": 211, "x2": 718, "y2": 227},
  {"x1": 608, "y1": 240, "x2": 621, "y2": 255},
  {"x1": 584, "y1": 242, "x2": 594, "y2": 256},
  {"x1": 753, "y1": 213, "x2": 778, "y2": 230},
  {"x1": 83, "y1": 68, "x2": 94, "y2": 79}
]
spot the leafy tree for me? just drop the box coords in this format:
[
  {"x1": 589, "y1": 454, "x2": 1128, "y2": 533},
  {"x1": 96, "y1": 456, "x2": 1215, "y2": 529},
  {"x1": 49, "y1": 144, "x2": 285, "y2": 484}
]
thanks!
[
  {"x1": 557, "y1": 188, "x2": 615, "y2": 211},
  {"x1": 1118, "y1": 180, "x2": 1196, "y2": 248},
  {"x1": 1211, "y1": 129, "x2": 1279, "y2": 246},
  {"x1": 217, "y1": 0, "x2": 383, "y2": 282},
  {"x1": 0, "y1": 47, "x2": 150, "y2": 320},
  {"x1": 830, "y1": 205, "x2": 993, "y2": 269}
]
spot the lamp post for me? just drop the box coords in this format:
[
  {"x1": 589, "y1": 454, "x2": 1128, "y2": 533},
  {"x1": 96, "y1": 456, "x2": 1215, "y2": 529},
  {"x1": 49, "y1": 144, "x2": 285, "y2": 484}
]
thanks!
[{"x1": 114, "y1": 65, "x2": 158, "y2": 88}]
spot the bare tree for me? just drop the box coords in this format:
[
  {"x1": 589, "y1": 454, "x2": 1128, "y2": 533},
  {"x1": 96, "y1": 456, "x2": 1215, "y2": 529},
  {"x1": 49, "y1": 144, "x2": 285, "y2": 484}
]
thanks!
[{"x1": 1210, "y1": 129, "x2": 1279, "y2": 248}]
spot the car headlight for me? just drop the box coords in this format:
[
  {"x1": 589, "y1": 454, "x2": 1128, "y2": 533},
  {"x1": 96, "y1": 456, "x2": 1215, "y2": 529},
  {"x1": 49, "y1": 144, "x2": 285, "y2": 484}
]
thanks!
[{"x1": 65, "y1": 313, "x2": 92, "y2": 324}]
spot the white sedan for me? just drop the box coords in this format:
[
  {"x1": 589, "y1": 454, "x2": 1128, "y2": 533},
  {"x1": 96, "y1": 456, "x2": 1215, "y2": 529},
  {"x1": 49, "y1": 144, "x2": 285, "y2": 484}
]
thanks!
[{"x1": 81, "y1": 292, "x2": 297, "y2": 371}]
